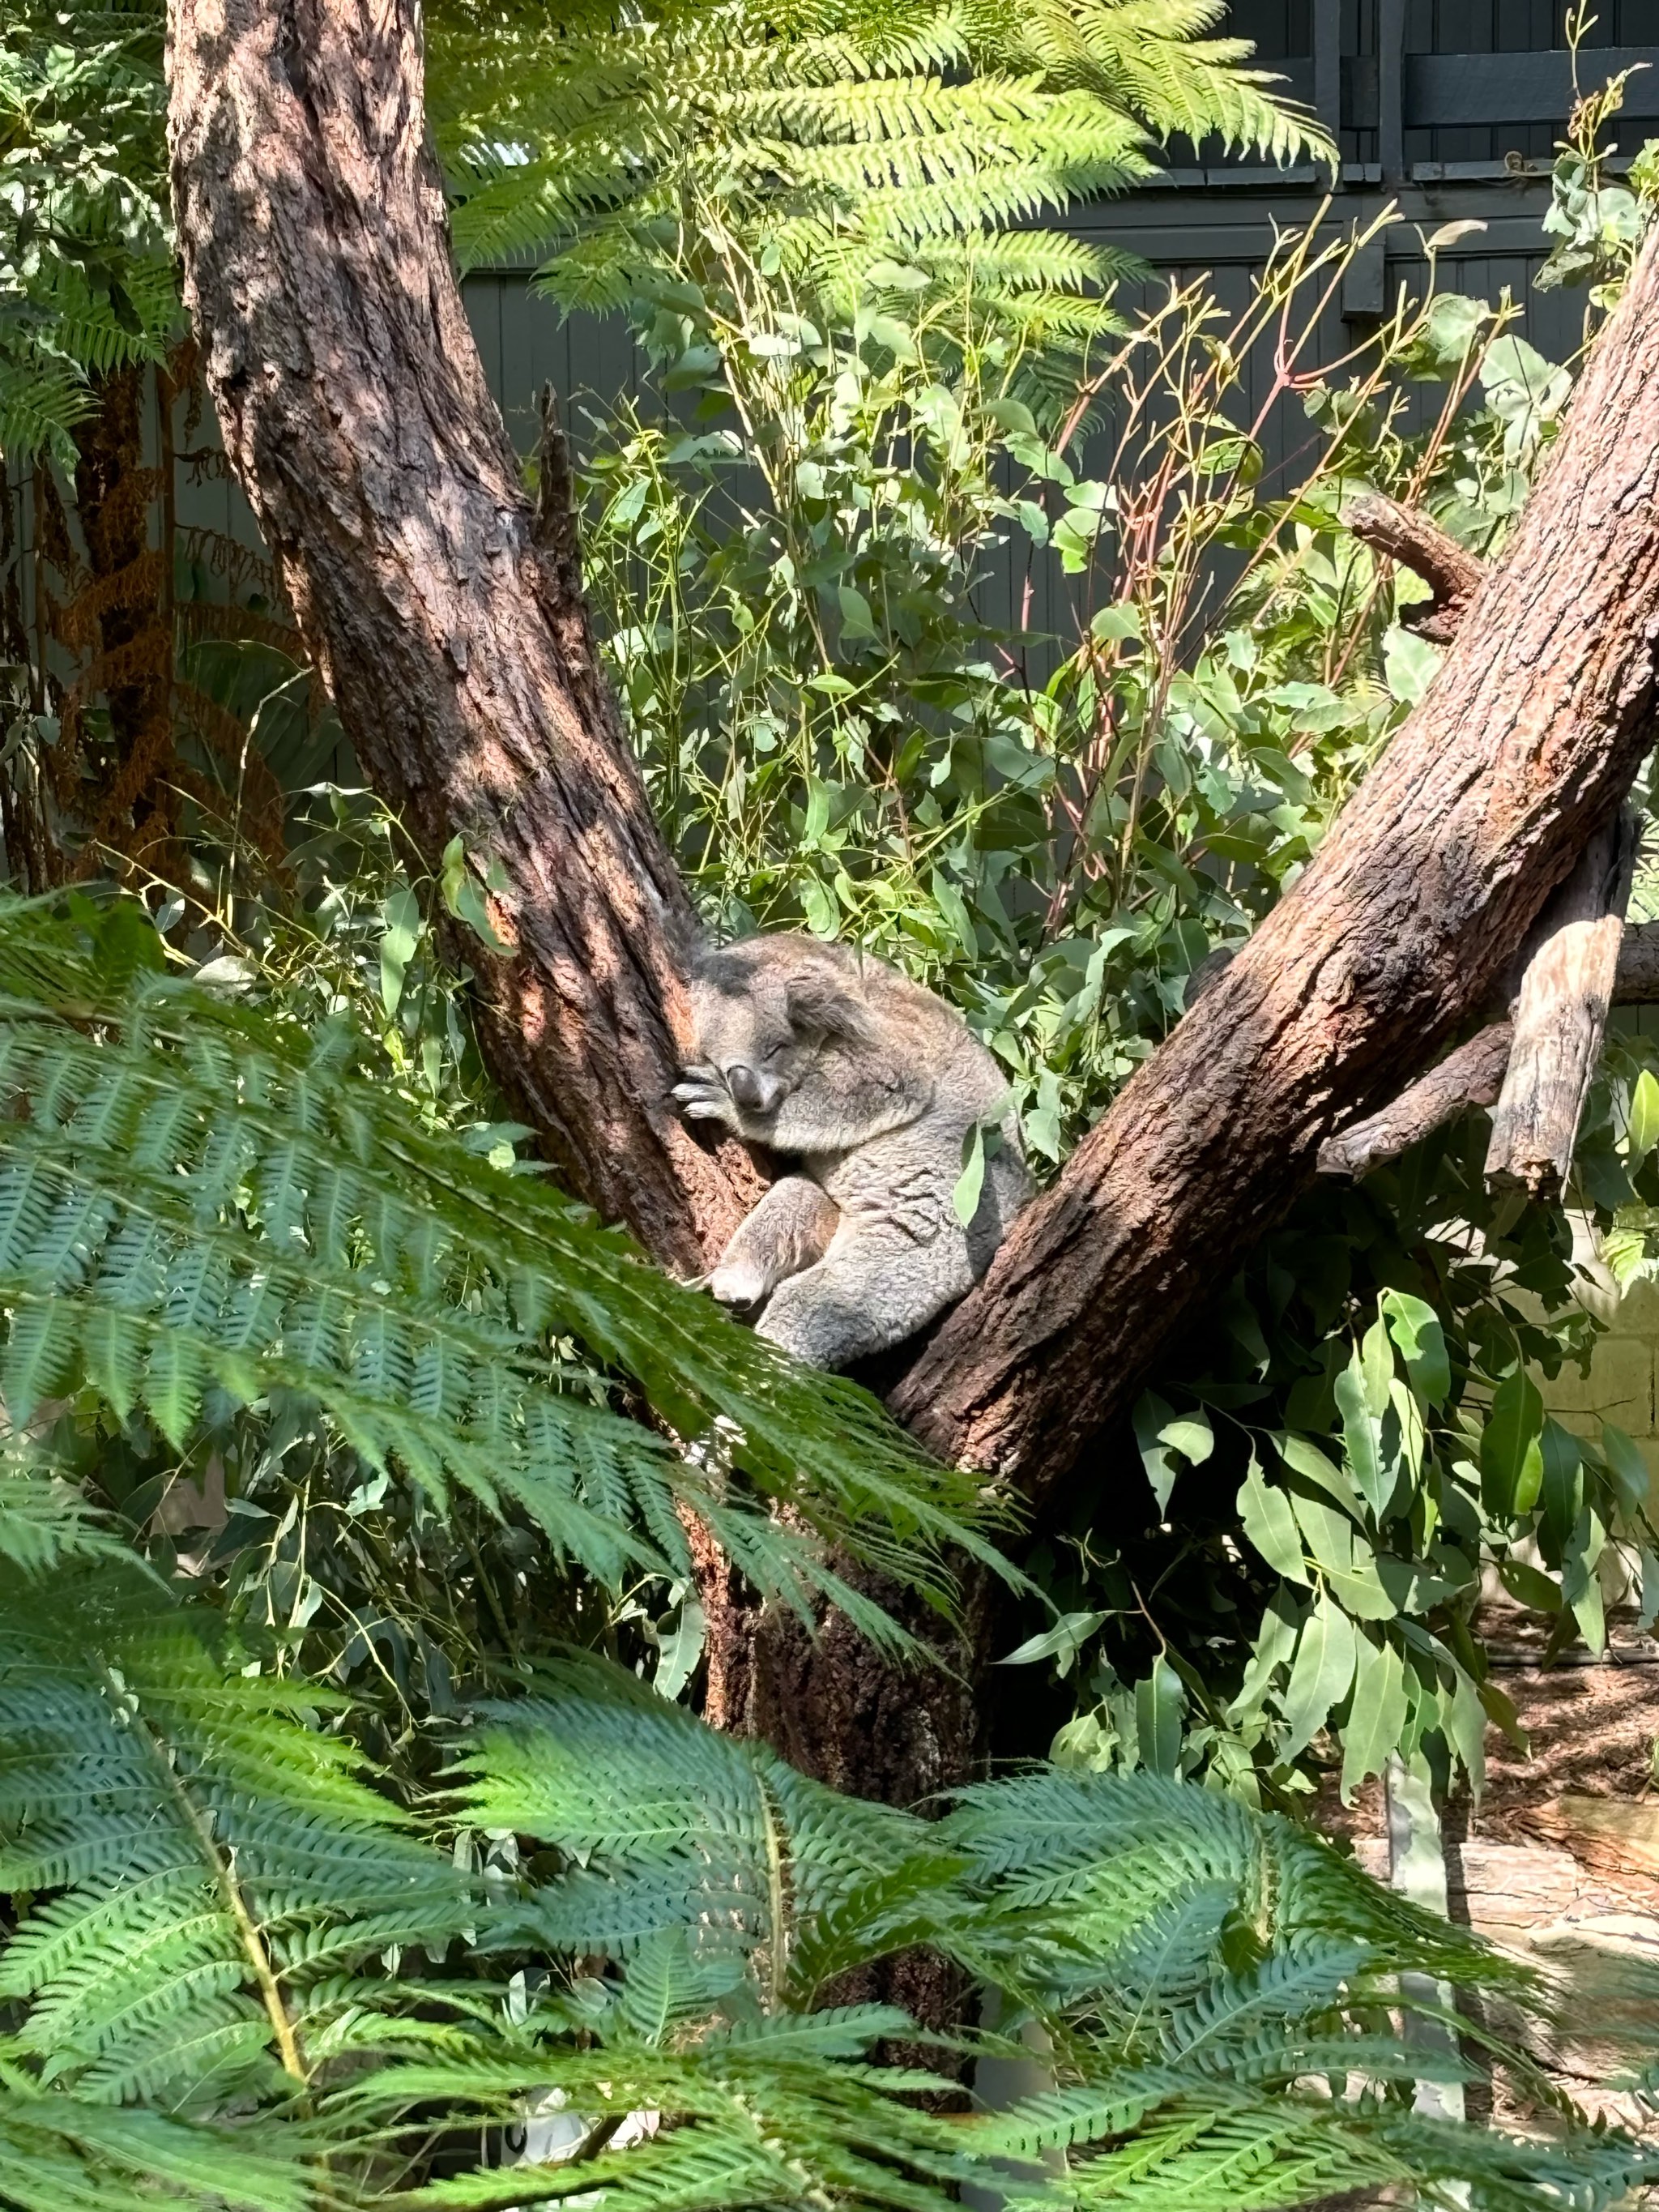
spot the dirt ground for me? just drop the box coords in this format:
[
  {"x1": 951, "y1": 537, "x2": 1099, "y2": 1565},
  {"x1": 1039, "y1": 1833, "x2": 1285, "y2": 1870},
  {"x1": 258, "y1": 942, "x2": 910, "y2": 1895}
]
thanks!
[
  {"x1": 1315, "y1": 1608, "x2": 1659, "y2": 2141},
  {"x1": 1316, "y1": 1608, "x2": 1659, "y2": 1847}
]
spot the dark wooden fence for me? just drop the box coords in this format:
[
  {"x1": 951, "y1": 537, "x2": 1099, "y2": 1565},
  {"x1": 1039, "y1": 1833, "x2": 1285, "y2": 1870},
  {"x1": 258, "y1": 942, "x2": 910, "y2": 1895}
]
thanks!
[{"x1": 26, "y1": 3, "x2": 1659, "y2": 639}]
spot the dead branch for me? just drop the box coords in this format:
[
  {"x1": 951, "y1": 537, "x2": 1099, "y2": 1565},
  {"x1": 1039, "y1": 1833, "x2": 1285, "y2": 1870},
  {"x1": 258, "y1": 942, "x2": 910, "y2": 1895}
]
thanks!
[
  {"x1": 1316, "y1": 1023, "x2": 1516, "y2": 1177},
  {"x1": 1317, "y1": 907, "x2": 1659, "y2": 1181},
  {"x1": 1485, "y1": 810, "x2": 1640, "y2": 1198},
  {"x1": 1344, "y1": 489, "x2": 1486, "y2": 643}
]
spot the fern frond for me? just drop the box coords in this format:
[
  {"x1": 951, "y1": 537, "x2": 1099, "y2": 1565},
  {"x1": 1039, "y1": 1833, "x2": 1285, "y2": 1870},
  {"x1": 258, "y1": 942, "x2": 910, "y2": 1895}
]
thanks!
[
  {"x1": 2, "y1": 1611, "x2": 1653, "y2": 2210},
  {"x1": 0, "y1": 1468, "x2": 133, "y2": 1573},
  {"x1": 0, "y1": 3, "x2": 176, "y2": 463},
  {"x1": 426, "y1": 0, "x2": 1327, "y2": 337},
  {"x1": 452, "y1": 1662, "x2": 940, "y2": 2001},
  {"x1": 0, "y1": 2069, "x2": 312, "y2": 2212},
  {"x1": 0, "y1": 1559, "x2": 470, "y2": 2105},
  {"x1": 0, "y1": 895, "x2": 1009, "y2": 1643}
]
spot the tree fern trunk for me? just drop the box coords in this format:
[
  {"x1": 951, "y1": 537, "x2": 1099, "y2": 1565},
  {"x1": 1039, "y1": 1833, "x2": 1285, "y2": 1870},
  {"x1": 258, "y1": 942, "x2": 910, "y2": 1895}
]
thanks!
[{"x1": 166, "y1": 0, "x2": 763, "y2": 1280}]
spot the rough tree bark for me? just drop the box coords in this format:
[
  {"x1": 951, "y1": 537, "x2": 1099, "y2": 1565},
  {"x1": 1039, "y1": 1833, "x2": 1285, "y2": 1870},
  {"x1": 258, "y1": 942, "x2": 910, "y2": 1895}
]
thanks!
[
  {"x1": 169, "y1": 0, "x2": 1659, "y2": 1837},
  {"x1": 166, "y1": 0, "x2": 762, "y2": 1280}
]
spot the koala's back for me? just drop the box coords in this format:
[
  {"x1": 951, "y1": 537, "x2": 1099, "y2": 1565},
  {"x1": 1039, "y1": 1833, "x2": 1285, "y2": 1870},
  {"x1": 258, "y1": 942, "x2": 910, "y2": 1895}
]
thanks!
[
  {"x1": 740, "y1": 933, "x2": 1012, "y2": 1138},
  {"x1": 685, "y1": 931, "x2": 1035, "y2": 1368}
]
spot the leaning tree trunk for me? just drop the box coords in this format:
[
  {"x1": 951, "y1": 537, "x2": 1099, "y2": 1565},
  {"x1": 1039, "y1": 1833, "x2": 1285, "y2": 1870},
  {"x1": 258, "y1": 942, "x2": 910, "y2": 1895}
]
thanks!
[
  {"x1": 166, "y1": 0, "x2": 761, "y2": 1281},
  {"x1": 169, "y1": 0, "x2": 1659, "y2": 1846},
  {"x1": 893, "y1": 229, "x2": 1659, "y2": 1505}
]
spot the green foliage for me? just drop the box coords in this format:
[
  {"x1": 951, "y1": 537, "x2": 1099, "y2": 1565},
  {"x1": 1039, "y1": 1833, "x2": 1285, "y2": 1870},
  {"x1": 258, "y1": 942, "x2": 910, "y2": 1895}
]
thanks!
[
  {"x1": 1534, "y1": 9, "x2": 1659, "y2": 314},
  {"x1": 2, "y1": 1533, "x2": 1650, "y2": 2211},
  {"x1": 0, "y1": 890, "x2": 1006, "y2": 1662},
  {"x1": 428, "y1": 0, "x2": 1324, "y2": 338},
  {"x1": 582, "y1": 211, "x2": 1509, "y2": 1165},
  {"x1": 0, "y1": 0, "x2": 1321, "y2": 461},
  {"x1": 0, "y1": 1555, "x2": 469, "y2": 2106},
  {"x1": 573, "y1": 175, "x2": 1659, "y2": 1802},
  {"x1": 0, "y1": 2, "x2": 176, "y2": 463}
]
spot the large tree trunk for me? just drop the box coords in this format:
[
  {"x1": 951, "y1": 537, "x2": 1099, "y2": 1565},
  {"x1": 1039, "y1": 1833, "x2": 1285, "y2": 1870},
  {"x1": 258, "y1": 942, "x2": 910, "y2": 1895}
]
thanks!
[
  {"x1": 892, "y1": 231, "x2": 1659, "y2": 1504},
  {"x1": 166, "y1": 0, "x2": 761, "y2": 1280},
  {"x1": 169, "y1": 0, "x2": 1659, "y2": 1857}
]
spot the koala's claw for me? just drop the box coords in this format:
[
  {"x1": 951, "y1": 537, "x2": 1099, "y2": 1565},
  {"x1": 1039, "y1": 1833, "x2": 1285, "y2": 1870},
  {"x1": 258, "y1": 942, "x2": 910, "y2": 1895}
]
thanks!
[
  {"x1": 676, "y1": 1088, "x2": 734, "y2": 1123},
  {"x1": 672, "y1": 1076, "x2": 735, "y2": 1123}
]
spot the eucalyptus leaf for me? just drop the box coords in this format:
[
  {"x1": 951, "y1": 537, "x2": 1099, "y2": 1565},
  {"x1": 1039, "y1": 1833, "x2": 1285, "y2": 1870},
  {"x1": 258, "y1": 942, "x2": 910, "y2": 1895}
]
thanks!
[
  {"x1": 952, "y1": 1121, "x2": 986, "y2": 1229},
  {"x1": 1380, "y1": 1290, "x2": 1451, "y2": 1405},
  {"x1": 1339, "y1": 1634, "x2": 1408, "y2": 1804},
  {"x1": 1480, "y1": 1372, "x2": 1545, "y2": 1520},
  {"x1": 1629, "y1": 1069, "x2": 1659, "y2": 1166},
  {"x1": 1238, "y1": 1457, "x2": 1308, "y2": 1585},
  {"x1": 1135, "y1": 1653, "x2": 1186, "y2": 1777},
  {"x1": 998, "y1": 1609, "x2": 1107, "y2": 1674},
  {"x1": 1601, "y1": 1422, "x2": 1653, "y2": 1519},
  {"x1": 379, "y1": 883, "x2": 423, "y2": 1018},
  {"x1": 1280, "y1": 1593, "x2": 1358, "y2": 1762}
]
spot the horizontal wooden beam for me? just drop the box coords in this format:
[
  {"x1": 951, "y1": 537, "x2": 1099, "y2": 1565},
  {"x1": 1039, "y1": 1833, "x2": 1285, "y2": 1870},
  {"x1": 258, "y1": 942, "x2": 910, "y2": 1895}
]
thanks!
[{"x1": 1405, "y1": 48, "x2": 1659, "y2": 129}]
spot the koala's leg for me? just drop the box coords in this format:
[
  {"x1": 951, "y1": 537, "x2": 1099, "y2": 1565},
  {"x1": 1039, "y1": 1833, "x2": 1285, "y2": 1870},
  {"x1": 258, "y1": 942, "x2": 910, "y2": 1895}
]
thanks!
[
  {"x1": 710, "y1": 1176, "x2": 841, "y2": 1309},
  {"x1": 755, "y1": 1219, "x2": 975, "y2": 1370}
]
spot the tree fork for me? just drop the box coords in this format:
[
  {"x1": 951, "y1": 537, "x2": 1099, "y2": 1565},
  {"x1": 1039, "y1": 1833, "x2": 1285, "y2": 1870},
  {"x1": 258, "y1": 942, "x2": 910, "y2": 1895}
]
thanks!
[
  {"x1": 168, "y1": 0, "x2": 1659, "y2": 1846},
  {"x1": 166, "y1": 0, "x2": 763, "y2": 1278}
]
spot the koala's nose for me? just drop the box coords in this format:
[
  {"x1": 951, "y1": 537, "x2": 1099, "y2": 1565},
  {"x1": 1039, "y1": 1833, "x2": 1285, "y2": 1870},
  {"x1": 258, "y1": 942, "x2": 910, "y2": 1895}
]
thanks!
[{"x1": 727, "y1": 1063, "x2": 766, "y2": 1112}]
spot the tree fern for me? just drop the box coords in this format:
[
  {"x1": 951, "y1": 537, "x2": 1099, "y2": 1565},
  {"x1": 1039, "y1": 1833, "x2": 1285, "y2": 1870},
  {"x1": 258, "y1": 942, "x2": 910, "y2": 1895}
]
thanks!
[
  {"x1": 0, "y1": 2071, "x2": 312, "y2": 2212},
  {"x1": 0, "y1": 894, "x2": 1007, "y2": 1647},
  {"x1": 440, "y1": 1664, "x2": 1652, "y2": 2212},
  {"x1": 0, "y1": 0, "x2": 1323, "y2": 460},
  {"x1": 0, "y1": 2, "x2": 176, "y2": 464},
  {"x1": 0, "y1": 1557, "x2": 470, "y2": 2107},
  {"x1": 0, "y1": 1552, "x2": 1650, "y2": 2210},
  {"x1": 426, "y1": 0, "x2": 1327, "y2": 334}
]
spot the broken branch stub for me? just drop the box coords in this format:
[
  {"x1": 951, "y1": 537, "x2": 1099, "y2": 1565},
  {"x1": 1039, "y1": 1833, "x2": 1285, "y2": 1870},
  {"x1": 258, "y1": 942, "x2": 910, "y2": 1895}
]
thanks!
[
  {"x1": 1317, "y1": 920, "x2": 1659, "y2": 1179},
  {"x1": 1316, "y1": 1022, "x2": 1516, "y2": 1178},
  {"x1": 1484, "y1": 810, "x2": 1640, "y2": 1201},
  {"x1": 1344, "y1": 490, "x2": 1486, "y2": 644}
]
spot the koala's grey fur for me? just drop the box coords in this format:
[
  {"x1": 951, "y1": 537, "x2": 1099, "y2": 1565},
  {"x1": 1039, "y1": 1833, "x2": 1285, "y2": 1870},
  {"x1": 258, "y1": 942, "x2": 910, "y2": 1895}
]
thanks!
[{"x1": 673, "y1": 933, "x2": 1033, "y2": 1369}]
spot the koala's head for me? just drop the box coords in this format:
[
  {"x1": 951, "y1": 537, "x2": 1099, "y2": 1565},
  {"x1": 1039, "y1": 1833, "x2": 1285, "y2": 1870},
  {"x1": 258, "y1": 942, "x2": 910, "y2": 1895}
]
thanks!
[{"x1": 689, "y1": 938, "x2": 875, "y2": 1119}]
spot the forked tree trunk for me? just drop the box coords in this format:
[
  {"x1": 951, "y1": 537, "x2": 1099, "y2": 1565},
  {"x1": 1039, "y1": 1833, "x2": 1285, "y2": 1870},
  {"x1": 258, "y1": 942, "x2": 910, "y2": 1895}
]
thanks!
[
  {"x1": 167, "y1": 0, "x2": 762, "y2": 1280},
  {"x1": 170, "y1": 0, "x2": 1659, "y2": 1836}
]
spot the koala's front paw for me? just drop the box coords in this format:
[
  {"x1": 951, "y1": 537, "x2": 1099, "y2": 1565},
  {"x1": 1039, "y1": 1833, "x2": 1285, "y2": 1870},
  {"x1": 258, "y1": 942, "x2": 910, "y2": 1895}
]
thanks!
[
  {"x1": 672, "y1": 1065, "x2": 736, "y2": 1126},
  {"x1": 710, "y1": 1253, "x2": 771, "y2": 1308}
]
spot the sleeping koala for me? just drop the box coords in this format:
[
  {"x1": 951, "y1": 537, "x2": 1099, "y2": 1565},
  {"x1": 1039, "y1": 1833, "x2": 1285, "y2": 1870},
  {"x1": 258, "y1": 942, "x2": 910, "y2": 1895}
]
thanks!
[{"x1": 673, "y1": 933, "x2": 1033, "y2": 1369}]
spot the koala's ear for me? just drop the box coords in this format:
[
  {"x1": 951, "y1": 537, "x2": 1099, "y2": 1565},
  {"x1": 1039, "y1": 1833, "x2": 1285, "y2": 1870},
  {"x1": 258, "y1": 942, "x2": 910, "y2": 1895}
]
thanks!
[{"x1": 784, "y1": 967, "x2": 879, "y2": 1046}]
